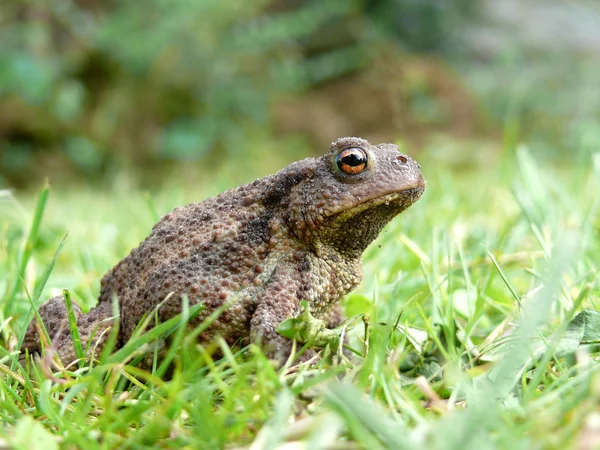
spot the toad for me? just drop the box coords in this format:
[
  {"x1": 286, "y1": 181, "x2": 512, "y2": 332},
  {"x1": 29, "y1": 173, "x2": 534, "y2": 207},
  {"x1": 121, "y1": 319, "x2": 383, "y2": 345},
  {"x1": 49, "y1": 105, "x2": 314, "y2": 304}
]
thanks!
[{"x1": 22, "y1": 137, "x2": 425, "y2": 365}]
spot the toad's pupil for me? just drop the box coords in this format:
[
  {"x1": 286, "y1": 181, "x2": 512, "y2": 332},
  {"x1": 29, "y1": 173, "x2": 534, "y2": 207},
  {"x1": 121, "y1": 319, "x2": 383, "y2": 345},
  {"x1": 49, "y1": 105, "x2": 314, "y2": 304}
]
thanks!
[{"x1": 343, "y1": 152, "x2": 364, "y2": 166}]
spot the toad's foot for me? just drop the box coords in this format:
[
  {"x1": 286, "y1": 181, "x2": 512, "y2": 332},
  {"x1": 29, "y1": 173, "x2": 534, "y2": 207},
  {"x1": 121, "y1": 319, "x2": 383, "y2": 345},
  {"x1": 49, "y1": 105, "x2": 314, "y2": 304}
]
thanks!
[{"x1": 21, "y1": 295, "x2": 116, "y2": 367}]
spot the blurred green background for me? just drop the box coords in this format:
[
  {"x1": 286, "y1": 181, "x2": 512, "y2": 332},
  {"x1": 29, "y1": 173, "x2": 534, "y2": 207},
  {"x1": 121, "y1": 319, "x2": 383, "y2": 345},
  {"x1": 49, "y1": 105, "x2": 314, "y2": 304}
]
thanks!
[{"x1": 1, "y1": 0, "x2": 600, "y2": 188}]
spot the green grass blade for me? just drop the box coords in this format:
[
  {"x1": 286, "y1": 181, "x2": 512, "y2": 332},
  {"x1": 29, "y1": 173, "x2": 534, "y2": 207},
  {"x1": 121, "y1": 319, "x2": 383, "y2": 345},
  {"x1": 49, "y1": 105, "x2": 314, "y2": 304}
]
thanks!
[
  {"x1": 4, "y1": 182, "x2": 50, "y2": 313},
  {"x1": 63, "y1": 289, "x2": 85, "y2": 366}
]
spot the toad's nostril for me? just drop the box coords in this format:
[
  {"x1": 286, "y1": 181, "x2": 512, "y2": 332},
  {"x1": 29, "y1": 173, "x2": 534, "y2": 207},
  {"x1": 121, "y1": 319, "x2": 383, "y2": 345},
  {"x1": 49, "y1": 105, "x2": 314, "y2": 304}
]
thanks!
[{"x1": 396, "y1": 155, "x2": 408, "y2": 164}]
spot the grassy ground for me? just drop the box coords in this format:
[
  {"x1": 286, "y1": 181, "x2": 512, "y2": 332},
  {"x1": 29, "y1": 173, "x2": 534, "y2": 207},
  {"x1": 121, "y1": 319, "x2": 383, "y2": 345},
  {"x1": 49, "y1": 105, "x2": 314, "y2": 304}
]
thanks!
[{"x1": 0, "y1": 142, "x2": 599, "y2": 449}]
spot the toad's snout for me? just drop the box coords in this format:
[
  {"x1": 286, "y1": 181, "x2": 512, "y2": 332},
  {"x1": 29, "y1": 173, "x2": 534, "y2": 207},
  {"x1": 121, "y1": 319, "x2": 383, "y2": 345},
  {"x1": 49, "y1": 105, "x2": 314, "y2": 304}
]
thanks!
[{"x1": 391, "y1": 152, "x2": 426, "y2": 191}]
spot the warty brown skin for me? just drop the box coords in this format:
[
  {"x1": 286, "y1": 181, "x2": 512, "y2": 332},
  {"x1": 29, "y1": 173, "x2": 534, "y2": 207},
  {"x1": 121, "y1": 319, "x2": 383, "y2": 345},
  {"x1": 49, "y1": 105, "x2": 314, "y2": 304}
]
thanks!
[{"x1": 22, "y1": 137, "x2": 425, "y2": 365}]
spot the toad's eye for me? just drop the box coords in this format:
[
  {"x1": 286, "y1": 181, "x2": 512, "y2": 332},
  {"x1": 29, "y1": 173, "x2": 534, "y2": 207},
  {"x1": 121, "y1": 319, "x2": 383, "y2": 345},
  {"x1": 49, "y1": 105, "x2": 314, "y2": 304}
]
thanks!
[{"x1": 336, "y1": 148, "x2": 368, "y2": 175}]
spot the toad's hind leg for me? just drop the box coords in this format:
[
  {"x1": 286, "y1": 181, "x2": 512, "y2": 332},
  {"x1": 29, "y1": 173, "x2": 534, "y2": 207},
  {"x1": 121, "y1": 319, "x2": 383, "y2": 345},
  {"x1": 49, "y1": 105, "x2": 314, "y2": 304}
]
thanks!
[{"x1": 21, "y1": 296, "x2": 116, "y2": 366}]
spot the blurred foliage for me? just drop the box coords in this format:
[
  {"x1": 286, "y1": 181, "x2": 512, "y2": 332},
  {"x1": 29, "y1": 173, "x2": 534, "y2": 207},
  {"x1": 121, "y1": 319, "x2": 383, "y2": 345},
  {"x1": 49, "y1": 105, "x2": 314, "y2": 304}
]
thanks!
[
  {"x1": 0, "y1": 0, "x2": 479, "y2": 187},
  {"x1": 2, "y1": 0, "x2": 599, "y2": 187},
  {"x1": 365, "y1": 0, "x2": 475, "y2": 53}
]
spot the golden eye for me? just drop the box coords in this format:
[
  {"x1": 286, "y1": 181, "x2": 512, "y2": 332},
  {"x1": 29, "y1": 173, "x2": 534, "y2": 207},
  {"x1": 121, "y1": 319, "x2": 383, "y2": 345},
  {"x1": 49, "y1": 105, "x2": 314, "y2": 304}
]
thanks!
[{"x1": 336, "y1": 148, "x2": 368, "y2": 175}]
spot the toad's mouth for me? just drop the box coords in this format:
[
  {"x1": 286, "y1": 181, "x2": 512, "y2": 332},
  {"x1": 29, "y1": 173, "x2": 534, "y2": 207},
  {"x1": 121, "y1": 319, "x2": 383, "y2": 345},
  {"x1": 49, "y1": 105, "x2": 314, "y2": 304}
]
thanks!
[{"x1": 332, "y1": 184, "x2": 426, "y2": 222}]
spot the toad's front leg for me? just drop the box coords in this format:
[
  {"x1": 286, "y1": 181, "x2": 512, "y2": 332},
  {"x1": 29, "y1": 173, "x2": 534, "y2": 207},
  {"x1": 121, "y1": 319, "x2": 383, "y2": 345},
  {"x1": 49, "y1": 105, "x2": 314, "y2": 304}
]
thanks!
[{"x1": 249, "y1": 263, "x2": 318, "y2": 363}]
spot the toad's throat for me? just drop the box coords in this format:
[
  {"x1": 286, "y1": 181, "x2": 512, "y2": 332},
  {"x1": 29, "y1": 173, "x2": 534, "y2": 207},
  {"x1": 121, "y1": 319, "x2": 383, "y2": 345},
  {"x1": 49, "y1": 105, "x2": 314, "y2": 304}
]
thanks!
[{"x1": 324, "y1": 186, "x2": 425, "y2": 256}]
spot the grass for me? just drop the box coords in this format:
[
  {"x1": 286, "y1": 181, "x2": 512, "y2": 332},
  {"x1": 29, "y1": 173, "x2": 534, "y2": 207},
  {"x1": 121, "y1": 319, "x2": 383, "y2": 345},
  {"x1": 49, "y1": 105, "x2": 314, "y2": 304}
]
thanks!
[{"x1": 0, "y1": 142, "x2": 599, "y2": 449}]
